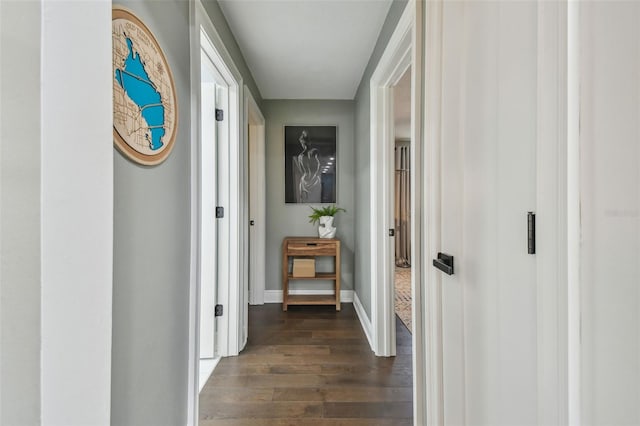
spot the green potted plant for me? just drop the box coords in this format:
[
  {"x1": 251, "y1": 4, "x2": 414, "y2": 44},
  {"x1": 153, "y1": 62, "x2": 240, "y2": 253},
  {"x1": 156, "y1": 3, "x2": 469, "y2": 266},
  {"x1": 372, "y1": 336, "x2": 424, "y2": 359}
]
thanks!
[{"x1": 308, "y1": 205, "x2": 346, "y2": 238}]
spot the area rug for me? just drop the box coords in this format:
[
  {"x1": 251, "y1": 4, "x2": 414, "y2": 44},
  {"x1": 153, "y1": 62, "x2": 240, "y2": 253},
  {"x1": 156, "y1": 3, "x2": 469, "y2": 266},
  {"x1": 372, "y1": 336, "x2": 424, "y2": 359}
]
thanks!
[{"x1": 395, "y1": 267, "x2": 412, "y2": 333}]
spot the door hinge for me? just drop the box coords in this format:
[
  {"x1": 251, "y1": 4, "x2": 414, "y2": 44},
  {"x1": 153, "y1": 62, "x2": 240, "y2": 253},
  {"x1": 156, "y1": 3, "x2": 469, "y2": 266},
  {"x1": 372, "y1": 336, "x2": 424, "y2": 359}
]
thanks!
[
  {"x1": 215, "y1": 304, "x2": 223, "y2": 317},
  {"x1": 215, "y1": 108, "x2": 224, "y2": 121},
  {"x1": 216, "y1": 206, "x2": 224, "y2": 219},
  {"x1": 528, "y1": 211, "x2": 536, "y2": 254}
]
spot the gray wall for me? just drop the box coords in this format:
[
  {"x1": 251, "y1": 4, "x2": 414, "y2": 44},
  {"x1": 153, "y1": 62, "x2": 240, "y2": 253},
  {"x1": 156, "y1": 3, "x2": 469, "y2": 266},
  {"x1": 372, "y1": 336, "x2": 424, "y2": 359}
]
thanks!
[
  {"x1": 111, "y1": 2, "x2": 191, "y2": 425},
  {"x1": 111, "y1": 1, "x2": 262, "y2": 424},
  {"x1": 264, "y1": 100, "x2": 355, "y2": 293},
  {"x1": 353, "y1": 0, "x2": 408, "y2": 317},
  {"x1": 0, "y1": 1, "x2": 42, "y2": 424}
]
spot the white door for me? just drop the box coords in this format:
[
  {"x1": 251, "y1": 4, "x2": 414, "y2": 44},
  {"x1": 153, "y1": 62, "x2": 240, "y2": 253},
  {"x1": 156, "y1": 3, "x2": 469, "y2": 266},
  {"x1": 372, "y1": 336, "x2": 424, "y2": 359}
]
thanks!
[
  {"x1": 248, "y1": 119, "x2": 265, "y2": 306},
  {"x1": 199, "y1": 50, "x2": 226, "y2": 360},
  {"x1": 439, "y1": 2, "x2": 539, "y2": 424}
]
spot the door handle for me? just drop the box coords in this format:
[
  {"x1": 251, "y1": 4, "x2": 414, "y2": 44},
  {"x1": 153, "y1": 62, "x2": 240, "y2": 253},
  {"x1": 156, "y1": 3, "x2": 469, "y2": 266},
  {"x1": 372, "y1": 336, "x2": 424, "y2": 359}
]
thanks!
[{"x1": 433, "y1": 252, "x2": 454, "y2": 275}]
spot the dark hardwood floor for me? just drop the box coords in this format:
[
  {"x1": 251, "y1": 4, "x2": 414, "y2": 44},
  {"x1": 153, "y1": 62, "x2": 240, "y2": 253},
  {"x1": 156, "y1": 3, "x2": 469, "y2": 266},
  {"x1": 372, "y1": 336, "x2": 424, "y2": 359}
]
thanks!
[{"x1": 199, "y1": 303, "x2": 413, "y2": 425}]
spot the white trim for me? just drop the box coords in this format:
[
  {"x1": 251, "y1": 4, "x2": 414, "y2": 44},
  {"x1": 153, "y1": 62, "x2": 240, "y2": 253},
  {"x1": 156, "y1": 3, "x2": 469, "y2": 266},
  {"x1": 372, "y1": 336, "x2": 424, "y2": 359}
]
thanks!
[
  {"x1": 567, "y1": 1, "x2": 581, "y2": 424},
  {"x1": 264, "y1": 291, "x2": 281, "y2": 304},
  {"x1": 353, "y1": 292, "x2": 375, "y2": 351},
  {"x1": 198, "y1": 357, "x2": 221, "y2": 393},
  {"x1": 188, "y1": 2, "x2": 244, "y2": 425},
  {"x1": 197, "y1": 0, "x2": 244, "y2": 355},
  {"x1": 370, "y1": 3, "x2": 435, "y2": 426},
  {"x1": 264, "y1": 291, "x2": 279, "y2": 304},
  {"x1": 264, "y1": 290, "x2": 354, "y2": 304},
  {"x1": 370, "y1": 0, "x2": 414, "y2": 359},
  {"x1": 187, "y1": 4, "x2": 200, "y2": 425},
  {"x1": 245, "y1": 87, "x2": 266, "y2": 307},
  {"x1": 536, "y1": 2, "x2": 570, "y2": 425},
  {"x1": 423, "y1": 1, "x2": 444, "y2": 425},
  {"x1": 410, "y1": 1, "x2": 428, "y2": 425}
]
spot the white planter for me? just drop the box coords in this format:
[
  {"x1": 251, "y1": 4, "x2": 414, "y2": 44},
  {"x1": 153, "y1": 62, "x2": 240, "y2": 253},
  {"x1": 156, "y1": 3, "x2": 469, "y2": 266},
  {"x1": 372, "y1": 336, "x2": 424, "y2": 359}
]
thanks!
[{"x1": 318, "y1": 216, "x2": 337, "y2": 239}]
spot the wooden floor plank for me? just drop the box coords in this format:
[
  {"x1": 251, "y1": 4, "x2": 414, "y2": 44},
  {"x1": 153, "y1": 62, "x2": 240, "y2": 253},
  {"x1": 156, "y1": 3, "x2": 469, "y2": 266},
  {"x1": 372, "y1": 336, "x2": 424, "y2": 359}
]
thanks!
[
  {"x1": 200, "y1": 401, "x2": 323, "y2": 420},
  {"x1": 199, "y1": 304, "x2": 413, "y2": 424},
  {"x1": 242, "y1": 345, "x2": 332, "y2": 356},
  {"x1": 271, "y1": 386, "x2": 413, "y2": 403},
  {"x1": 200, "y1": 419, "x2": 412, "y2": 426},
  {"x1": 323, "y1": 402, "x2": 413, "y2": 419},
  {"x1": 199, "y1": 388, "x2": 274, "y2": 403}
]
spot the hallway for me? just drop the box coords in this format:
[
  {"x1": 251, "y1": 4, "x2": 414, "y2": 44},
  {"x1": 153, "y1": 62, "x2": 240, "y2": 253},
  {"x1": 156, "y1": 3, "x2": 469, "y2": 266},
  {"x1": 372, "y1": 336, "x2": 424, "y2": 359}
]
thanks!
[
  {"x1": 199, "y1": 304, "x2": 413, "y2": 425},
  {"x1": 4, "y1": 1, "x2": 639, "y2": 424}
]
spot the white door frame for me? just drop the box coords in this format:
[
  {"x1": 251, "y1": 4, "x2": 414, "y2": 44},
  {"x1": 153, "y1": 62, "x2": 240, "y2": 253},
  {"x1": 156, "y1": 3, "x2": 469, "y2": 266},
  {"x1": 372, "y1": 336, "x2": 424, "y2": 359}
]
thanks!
[
  {"x1": 245, "y1": 88, "x2": 266, "y2": 307},
  {"x1": 370, "y1": 1, "x2": 437, "y2": 425},
  {"x1": 370, "y1": 0, "x2": 414, "y2": 360},
  {"x1": 422, "y1": 1, "x2": 444, "y2": 424},
  {"x1": 198, "y1": 56, "x2": 225, "y2": 360},
  {"x1": 536, "y1": 1, "x2": 572, "y2": 424},
  {"x1": 566, "y1": 1, "x2": 581, "y2": 423},
  {"x1": 188, "y1": 1, "x2": 244, "y2": 424}
]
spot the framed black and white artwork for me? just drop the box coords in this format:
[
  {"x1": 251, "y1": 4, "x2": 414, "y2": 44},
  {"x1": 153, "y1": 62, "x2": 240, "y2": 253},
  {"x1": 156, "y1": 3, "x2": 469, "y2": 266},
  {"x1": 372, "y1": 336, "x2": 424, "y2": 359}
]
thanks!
[{"x1": 284, "y1": 125, "x2": 337, "y2": 203}]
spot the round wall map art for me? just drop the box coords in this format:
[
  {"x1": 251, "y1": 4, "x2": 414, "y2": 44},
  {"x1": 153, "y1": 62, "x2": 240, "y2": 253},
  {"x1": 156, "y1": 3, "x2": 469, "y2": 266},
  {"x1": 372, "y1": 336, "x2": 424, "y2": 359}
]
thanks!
[{"x1": 112, "y1": 6, "x2": 178, "y2": 166}]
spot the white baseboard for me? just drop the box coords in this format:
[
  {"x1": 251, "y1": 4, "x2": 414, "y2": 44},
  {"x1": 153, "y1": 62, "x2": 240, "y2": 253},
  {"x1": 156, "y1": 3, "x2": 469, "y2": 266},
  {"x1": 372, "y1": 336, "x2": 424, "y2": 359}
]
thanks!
[
  {"x1": 264, "y1": 289, "x2": 354, "y2": 304},
  {"x1": 353, "y1": 292, "x2": 374, "y2": 352},
  {"x1": 198, "y1": 357, "x2": 220, "y2": 393}
]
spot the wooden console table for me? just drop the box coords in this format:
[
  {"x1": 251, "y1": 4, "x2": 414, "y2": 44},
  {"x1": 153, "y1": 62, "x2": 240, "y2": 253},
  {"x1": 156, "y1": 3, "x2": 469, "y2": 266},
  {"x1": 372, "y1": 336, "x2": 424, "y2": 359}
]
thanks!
[{"x1": 282, "y1": 237, "x2": 341, "y2": 311}]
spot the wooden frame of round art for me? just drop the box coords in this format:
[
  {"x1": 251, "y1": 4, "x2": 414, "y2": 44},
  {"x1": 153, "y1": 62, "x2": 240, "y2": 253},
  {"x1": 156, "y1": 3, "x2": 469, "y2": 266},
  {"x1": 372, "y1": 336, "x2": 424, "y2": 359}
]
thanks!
[{"x1": 112, "y1": 6, "x2": 178, "y2": 166}]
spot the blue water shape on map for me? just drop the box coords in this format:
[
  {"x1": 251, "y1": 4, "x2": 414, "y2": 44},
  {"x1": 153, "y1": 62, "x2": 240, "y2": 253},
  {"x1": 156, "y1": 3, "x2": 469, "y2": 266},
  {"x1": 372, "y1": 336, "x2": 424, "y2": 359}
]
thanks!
[{"x1": 115, "y1": 37, "x2": 165, "y2": 151}]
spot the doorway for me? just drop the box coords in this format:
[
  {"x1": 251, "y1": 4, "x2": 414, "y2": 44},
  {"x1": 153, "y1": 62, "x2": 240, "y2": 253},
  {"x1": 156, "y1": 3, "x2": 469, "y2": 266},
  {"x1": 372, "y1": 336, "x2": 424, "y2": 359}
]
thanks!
[
  {"x1": 246, "y1": 88, "x2": 266, "y2": 309},
  {"x1": 393, "y1": 67, "x2": 412, "y2": 334},
  {"x1": 188, "y1": 2, "x2": 245, "y2": 423},
  {"x1": 369, "y1": 0, "x2": 416, "y2": 358},
  {"x1": 197, "y1": 46, "x2": 228, "y2": 391},
  {"x1": 369, "y1": 1, "x2": 431, "y2": 423}
]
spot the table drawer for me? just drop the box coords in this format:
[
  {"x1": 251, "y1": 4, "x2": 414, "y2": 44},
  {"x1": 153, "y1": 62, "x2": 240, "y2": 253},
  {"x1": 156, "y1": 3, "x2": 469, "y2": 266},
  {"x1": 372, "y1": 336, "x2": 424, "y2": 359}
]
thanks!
[{"x1": 287, "y1": 241, "x2": 336, "y2": 256}]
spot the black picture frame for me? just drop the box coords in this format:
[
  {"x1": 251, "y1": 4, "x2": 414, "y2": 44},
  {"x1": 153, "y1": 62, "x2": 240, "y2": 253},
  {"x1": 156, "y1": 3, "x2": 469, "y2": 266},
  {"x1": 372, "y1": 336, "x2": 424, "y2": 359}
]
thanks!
[{"x1": 284, "y1": 125, "x2": 337, "y2": 204}]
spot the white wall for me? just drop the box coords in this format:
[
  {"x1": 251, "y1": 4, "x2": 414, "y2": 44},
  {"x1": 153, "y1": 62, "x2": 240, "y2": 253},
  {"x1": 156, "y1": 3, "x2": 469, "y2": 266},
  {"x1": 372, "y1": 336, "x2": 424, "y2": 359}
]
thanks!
[
  {"x1": 40, "y1": 0, "x2": 113, "y2": 424},
  {"x1": 0, "y1": 1, "x2": 42, "y2": 424},
  {"x1": 1, "y1": 1, "x2": 113, "y2": 424},
  {"x1": 579, "y1": 2, "x2": 640, "y2": 424}
]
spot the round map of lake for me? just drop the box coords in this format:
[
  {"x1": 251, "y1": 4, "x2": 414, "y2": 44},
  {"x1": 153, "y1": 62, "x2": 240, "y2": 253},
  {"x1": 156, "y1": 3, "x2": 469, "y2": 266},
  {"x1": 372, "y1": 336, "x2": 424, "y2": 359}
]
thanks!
[{"x1": 112, "y1": 7, "x2": 177, "y2": 166}]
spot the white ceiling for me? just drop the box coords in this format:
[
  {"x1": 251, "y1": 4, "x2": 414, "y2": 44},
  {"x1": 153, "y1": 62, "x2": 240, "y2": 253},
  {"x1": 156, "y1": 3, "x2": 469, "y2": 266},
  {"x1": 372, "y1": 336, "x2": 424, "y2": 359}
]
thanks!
[{"x1": 218, "y1": 0, "x2": 393, "y2": 100}]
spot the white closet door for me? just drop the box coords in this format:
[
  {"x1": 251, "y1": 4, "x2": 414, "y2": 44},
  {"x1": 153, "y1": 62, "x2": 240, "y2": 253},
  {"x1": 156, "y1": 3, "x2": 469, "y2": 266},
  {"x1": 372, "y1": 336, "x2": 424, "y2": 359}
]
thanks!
[{"x1": 439, "y1": 2, "x2": 539, "y2": 425}]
